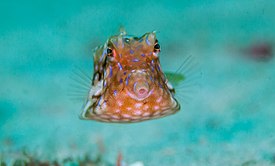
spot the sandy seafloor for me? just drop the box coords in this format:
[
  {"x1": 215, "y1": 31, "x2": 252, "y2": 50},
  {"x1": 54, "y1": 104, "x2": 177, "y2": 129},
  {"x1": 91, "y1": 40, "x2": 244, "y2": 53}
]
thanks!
[{"x1": 1, "y1": 0, "x2": 275, "y2": 165}]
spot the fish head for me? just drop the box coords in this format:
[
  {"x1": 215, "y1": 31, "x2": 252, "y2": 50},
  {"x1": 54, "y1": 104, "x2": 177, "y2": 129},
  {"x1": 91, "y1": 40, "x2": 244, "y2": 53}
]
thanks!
[{"x1": 82, "y1": 32, "x2": 180, "y2": 123}]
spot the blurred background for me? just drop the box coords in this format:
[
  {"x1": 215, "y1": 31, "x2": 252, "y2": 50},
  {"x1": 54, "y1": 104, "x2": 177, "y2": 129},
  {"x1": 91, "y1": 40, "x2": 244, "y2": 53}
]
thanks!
[{"x1": 1, "y1": 0, "x2": 275, "y2": 165}]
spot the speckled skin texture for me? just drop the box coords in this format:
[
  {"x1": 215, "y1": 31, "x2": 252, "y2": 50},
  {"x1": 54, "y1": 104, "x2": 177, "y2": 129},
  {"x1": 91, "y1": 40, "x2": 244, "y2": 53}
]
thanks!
[{"x1": 82, "y1": 31, "x2": 179, "y2": 123}]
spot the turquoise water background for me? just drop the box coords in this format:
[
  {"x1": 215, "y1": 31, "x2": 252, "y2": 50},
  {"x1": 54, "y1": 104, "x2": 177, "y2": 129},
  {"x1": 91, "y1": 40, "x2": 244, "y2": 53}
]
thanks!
[{"x1": 1, "y1": 1, "x2": 275, "y2": 165}]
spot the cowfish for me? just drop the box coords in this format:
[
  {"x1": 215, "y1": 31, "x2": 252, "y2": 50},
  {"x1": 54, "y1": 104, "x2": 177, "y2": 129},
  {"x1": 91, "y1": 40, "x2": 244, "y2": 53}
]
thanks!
[{"x1": 81, "y1": 29, "x2": 180, "y2": 123}]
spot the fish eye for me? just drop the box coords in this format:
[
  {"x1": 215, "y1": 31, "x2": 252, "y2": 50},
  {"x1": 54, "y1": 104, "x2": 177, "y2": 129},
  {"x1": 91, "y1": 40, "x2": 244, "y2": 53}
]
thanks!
[
  {"x1": 154, "y1": 43, "x2": 160, "y2": 52},
  {"x1": 107, "y1": 48, "x2": 113, "y2": 57},
  {"x1": 125, "y1": 38, "x2": 130, "y2": 43},
  {"x1": 154, "y1": 43, "x2": 160, "y2": 50}
]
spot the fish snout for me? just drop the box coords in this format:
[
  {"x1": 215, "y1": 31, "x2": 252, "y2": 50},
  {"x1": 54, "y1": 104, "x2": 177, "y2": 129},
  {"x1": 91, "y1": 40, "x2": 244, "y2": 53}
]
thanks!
[
  {"x1": 126, "y1": 70, "x2": 154, "y2": 100},
  {"x1": 133, "y1": 81, "x2": 150, "y2": 99}
]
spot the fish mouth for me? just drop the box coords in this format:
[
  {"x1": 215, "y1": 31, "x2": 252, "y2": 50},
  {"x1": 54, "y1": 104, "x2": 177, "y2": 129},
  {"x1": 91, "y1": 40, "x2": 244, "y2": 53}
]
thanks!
[
  {"x1": 126, "y1": 80, "x2": 154, "y2": 101},
  {"x1": 125, "y1": 70, "x2": 155, "y2": 101},
  {"x1": 134, "y1": 81, "x2": 150, "y2": 98}
]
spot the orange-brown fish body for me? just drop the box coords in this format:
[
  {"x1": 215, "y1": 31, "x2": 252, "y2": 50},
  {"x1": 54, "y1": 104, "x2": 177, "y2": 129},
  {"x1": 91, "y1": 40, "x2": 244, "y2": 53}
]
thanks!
[{"x1": 81, "y1": 30, "x2": 180, "y2": 123}]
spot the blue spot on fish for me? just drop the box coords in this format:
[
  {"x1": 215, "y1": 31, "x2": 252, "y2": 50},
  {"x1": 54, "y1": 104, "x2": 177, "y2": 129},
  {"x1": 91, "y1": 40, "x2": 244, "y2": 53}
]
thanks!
[
  {"x1": 158, "y1": 82, "x2": 163, "y2": 88},
  {"x1": 132, "y1": 58, "x2": 139, "y2": 62},
  {"x1": 141, "y1": 53, "x2": 145, "y2": 57},
  {"x1": 157, "y1": 64, "x2": 161, "y2": 71},
  {"x1": 113, "y1": 90, "x2": 117, "y2": 96},
  {"x1": 135, "y1": 45, "x2": 142, "y2": 51},
  {"x1": 126, "y1": 74, "x2": 130, "y2": 85},
  {"x1": 146, "y1": 35, "x2": 151, "y2": 46},
  {"x1": 113, "y1": 41, "x2": 118, "y2": 47},
  {"x1": 133, "y1": 82, "x2": 138, "y2": 90},
  {"x1": 150, "y1": 75, "x2": 153, "y2": 81},
  {"x1": 97, "y1": 96, "x2": 102, "y2": 106},
  {"x1": 130, "y1": 49, "x2": 134, "y2": 54},
  {"x1": 109, "y1": 66, "x2": 113, "y2": 77},
  {"x1": 151, "y1": 66, "x2": 154, "y2": 72},
  {"x1": 118, "y1": 62, "x2": 123, "y2": 70}
]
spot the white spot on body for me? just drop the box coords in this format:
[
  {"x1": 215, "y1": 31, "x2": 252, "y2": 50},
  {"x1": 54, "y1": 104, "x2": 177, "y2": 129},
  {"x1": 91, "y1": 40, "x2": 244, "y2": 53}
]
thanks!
[
  {"x1": 117, "y1": 100, "x2": 123, "y2": 107},
  {"x1": 99, "y1": 98, "x2": 104, "y2": 105},
  {"x1": 134, "y1": 110, "x2": 142, "y2": 115},
  {"x1": 153, "y1": 105, "x2": 160, "y2": 111},
  {"x1": 111, "y1": 115, "x2": 120, "y2": 119},
  {"x1": 166, "y1": 82, "x2": 174, "y2": 90},
  {"x1": 135, "y1": 103, "x2": 143, "y2": 108},
  {"x1": 101, "y1": 102, "x2": 106, "y2": 110},
  {"x1": 156, "y1": 96, "x2": 162, "y2": 103},
  {"x1": 143, "y1": 105, "x2": 149, "y2": 111},
  {"x1": 122, "y1": 114, "x2": 131, "y2": 118},
  {"x1": 115, "y1": 109, "x2": 121, "y2": 113},
  {"x1": 126, "y1": 107, "x2": 132, "y2": 111},
  {"x1": 91, "y1": 80, "x2": 103, "y2": 97},
  {"x1": 142, "y1": 112, "x2": 150, "y2": 117},
  {"x1": 94, "y1": 107, "x2": 103, "y2": 114}
]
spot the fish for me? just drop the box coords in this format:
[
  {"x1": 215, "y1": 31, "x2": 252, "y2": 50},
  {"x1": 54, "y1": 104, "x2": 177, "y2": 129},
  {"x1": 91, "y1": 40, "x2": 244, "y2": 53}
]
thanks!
[
  {"x1": 80, "y1": 29, "x2": 184, "y2": 123},
  {"x1": 242, "y1": 42, "x2": 273, "y2": 62}
]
